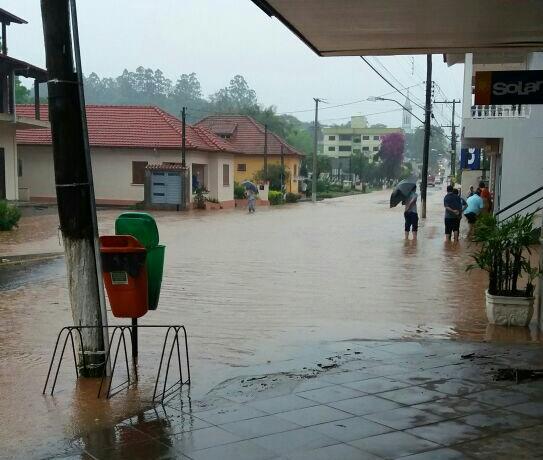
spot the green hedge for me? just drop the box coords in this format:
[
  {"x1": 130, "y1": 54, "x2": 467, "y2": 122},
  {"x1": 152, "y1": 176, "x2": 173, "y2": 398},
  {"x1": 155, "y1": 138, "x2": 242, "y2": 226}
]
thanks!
[
  {"x1": 234, "y1": 182, "x2": 246, "y2": 199},
  {"x1": 268, "y1": 190, "x2": 283, "y2": 205},
  {"x1": 285, "y1": 192, "x2": 301, "y2": 203},
  {"x1": 0, "y1": 200, "x2": 21, "y2": 231}
]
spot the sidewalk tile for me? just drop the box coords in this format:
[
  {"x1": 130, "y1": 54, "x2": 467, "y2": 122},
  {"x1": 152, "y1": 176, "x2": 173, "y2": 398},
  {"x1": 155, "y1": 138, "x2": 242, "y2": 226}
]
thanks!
[
  {"x1": 285, "y1": 442, "x2": 383, "y2": 460},
  {"x1": 320, "y1": 370, "x2": 376, "y2": 384},
  {"x1": 297, "y1": 385, "x2": 365, "y2": 403},
  {"x1": 399, "y1": 448, "x2": 467, "y2": 459},
  {"x1": 342, "y1": 377, "x2": 410, "y2": 394},
  {"x1": 378, "y1": 386, "x2": 445, "y2": 405},
  {"x1": 310, "y1": 416, "x2": 392, "y2": 442},
  {"x1": 187, "y1": 439, "x2": 277, "y2": 460},
  {"x1": 406, "y1": 420, "x2": 485, "y2": 445},
  {"x1": 161, "y1": 426, "x2": 241, "y2": 453},
  {"x1": 412, "y1": 396, "x2": 495, "y2": 418},
  {"x1": 507, "y1": 401, "x2": 543, "y2": 418},
  {"x1": 220, "y1": 414, "x2": 301, "y2": 439},
  {"x1": 364, "y1": 407, "x2": 443, "y2": 430},
  {"x1": 464, "y1": 389, "x2": 531, "y2": 407},
  {"x1": 251, "y1": 427, "x2": 337, "y2": 455},
  {"x1": 247, "y1": 394, "x2": 319, "y2": 414},
  {"x1": 456, "y1": 434, "x2": 536, "y2": 459},
  {"x1": 275, "y1": 405, "x2": 352, "y2": 427},
  {"x1": 328, "y1": 395, "x2": 402, "y2": 416},
  {"x1": 420, "y1": 378, "x2": 491, "y2": 396},
  {"x1": 194, "y1": 404, "x2": 268, "y2": 425},
  {"x1": 459, "y1": 408, "x2": 539, "y2": 432},
  {"x1": 349, "y1": 431, "x2": 439, "y2": 459}
]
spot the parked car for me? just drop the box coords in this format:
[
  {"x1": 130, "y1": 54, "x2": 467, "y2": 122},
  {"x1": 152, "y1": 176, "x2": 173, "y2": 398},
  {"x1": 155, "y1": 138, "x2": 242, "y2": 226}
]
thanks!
[{"x1": 427, "y1": 174, "x2": 436, "y2": 187}]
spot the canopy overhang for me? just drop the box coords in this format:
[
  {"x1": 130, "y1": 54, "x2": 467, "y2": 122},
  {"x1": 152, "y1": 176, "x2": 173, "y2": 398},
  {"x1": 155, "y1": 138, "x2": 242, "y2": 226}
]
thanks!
[
  {"x1": 252, "y1": 0, "x2": 543, "y2": 56},
  {"x1": 0, "y1": 54, "x2": 47, "y2": 82}
]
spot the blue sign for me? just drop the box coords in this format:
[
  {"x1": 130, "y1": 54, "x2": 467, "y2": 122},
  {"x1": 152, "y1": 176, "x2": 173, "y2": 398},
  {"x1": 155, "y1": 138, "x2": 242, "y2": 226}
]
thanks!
[{"x1": 460, "y1": 148, "x2": 481, "y2": 170}]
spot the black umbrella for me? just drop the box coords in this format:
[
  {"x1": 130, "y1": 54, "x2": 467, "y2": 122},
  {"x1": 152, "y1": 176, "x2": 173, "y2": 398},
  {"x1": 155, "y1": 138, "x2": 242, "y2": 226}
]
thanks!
[{"x1": 390, "y1": 180, "x2": 416, "y2": 208}]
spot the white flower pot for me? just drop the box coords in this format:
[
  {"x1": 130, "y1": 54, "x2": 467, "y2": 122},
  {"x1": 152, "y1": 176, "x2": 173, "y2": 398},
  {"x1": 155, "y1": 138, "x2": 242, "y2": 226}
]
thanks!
[{"x1": 485, "y1": 290, "x2": 534, "y2": 327}]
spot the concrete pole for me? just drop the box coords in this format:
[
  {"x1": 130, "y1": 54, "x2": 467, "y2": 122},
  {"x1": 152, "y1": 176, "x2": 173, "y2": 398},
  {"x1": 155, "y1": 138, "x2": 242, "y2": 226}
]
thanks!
[
  {"x1": 312, "y1": 98, "x2": 320, "y2": 203},
  {"x1": 41, "y1": 0, "x2": 106, "y2": 376},
  {"x1": 421, "y1": 54, "x2": 432, "y2": 218}
]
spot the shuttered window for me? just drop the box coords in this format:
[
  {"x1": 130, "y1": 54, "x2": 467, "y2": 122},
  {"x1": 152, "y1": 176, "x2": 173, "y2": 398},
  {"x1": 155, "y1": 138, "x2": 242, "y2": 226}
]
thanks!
[
  {"x1": 132, "y1": 161, "x2": 148, "y2": 184},
  {"x1": 223, "y1": 164, "x2": 230, "y2": 186}
]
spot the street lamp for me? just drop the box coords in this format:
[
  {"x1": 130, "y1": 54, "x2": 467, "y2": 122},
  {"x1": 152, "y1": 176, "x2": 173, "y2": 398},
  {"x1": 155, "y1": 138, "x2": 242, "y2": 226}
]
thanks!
[{"x1": 367, "y1": 96, "x2": 422, "y2": 120}]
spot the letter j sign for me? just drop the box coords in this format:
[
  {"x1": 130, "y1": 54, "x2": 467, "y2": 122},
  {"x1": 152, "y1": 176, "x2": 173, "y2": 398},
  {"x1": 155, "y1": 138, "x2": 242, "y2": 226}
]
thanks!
[{"x1": 475, "y1": 70, "x2": 543, "y2": 105}]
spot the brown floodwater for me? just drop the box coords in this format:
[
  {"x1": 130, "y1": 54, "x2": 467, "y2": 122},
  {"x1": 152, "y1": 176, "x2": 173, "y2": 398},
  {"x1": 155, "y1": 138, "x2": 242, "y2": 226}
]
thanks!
[{"x1": 0, "y1": 187, "x2": 541, "y2": 458}]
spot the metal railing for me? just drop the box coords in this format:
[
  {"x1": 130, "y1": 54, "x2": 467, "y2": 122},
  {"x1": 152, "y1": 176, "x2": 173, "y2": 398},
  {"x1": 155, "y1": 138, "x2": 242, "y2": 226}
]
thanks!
[
  {"x1": 471, "y1": 105, "x2": 531, "y2": 119},
  {"x1": 495, "y1": 186, "x2": 543, "y2": 221}
]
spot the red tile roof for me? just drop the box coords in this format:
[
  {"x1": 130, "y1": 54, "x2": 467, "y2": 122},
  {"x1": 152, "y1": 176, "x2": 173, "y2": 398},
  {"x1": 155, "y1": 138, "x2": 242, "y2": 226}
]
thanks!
[
  {"x1": 15, "y1": 105, "x2": 237, "y2": 153},
  {"x1": 195, "y1": 115, "x2": 304, "y2": 157}
]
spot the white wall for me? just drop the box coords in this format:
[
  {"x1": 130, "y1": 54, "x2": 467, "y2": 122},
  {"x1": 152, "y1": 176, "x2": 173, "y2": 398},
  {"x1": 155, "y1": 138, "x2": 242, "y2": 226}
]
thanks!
[
  {"x1": 18, "y1": 145, "x2": 235, "y2": 204},
  {"x1": 0, "y1": 123, "x2": 18, "y2": 200}
]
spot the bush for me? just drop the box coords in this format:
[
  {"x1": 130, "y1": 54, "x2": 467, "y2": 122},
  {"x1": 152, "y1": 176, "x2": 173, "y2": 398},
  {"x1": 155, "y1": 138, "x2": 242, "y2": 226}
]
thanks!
[
  {"x1": 0, "y1": 200, "x2": 21, "y2": 231},
  {"x1": 268, "y1": 190, "x2": 283, "y2": 205},
  {"x1": 234, "y1": 182, "x2": 246, "y2": 199},
  {"x1": 285, "y1": 192, "x2": 301, "y2": 203},
  {"x1": 194, "y1": 186, "x2": 208, "y2": 209},
  {"x1": 318, "y1": 192, "x2": 334, "y2": 199}
]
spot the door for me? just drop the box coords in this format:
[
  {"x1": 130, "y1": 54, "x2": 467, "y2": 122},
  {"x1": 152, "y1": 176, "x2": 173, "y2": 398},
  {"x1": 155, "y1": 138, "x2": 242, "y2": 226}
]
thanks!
[
  {"x1": 0, "y1": 148, "x2": 5, "y2": 199},
  {"x1": 164, "y1": 172, "x2": 181, "y2": 204},
  {"x1": 151, "y1": 171, "x2": 181, "y2": 204},
  {"x1": 151, "y1": 172, "x2": 167, "y2": 204}
]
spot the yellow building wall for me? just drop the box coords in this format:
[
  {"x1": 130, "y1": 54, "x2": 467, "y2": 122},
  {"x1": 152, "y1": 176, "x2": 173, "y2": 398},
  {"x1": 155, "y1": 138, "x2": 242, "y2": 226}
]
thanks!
[{"x1": 234, "y1": 154, "x2": 301, "y2": 193}]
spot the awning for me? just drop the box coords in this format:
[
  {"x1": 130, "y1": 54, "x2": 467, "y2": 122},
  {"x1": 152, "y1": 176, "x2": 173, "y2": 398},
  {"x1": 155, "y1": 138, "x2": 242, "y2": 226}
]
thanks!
[
  {"x1": 0, "y1": 54, "x2": 47, "y2": 82},
  {"x1": 252, "y1": 0, "x2": 543, "y2": 56},
  {"x1": 0, "y1": 8, "x2": 27, "y2": 25}
]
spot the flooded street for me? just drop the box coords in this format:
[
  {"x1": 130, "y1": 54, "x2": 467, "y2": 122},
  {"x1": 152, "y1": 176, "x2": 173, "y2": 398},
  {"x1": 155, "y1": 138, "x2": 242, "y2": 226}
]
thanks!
[{"x1": 0, "y1": 188, "x2": 541, "y2": 458}]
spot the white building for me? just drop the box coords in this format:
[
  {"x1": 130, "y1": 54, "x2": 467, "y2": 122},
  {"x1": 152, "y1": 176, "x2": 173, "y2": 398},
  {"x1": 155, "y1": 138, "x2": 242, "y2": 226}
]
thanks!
[
  {"x1": 402, "y1": 90, "x2": 413, "y2": 134},
  {"x1": 447, "y1": 51, "x2": 543, "y2": 219}
]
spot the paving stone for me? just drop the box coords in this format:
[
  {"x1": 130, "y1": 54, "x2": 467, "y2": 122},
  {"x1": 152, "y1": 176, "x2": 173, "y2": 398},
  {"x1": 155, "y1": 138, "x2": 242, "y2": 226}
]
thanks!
[
  {"x1": 389, "y1": 370, "x2": 445, "y2": 385},
  {"x1": 406, "y1": 420, "x2": 485, "y2": 445},
  {"x1": 285, "y1": 442, "x2": 383, "y2": 460},
  {"x1": 310, "y1": 416, "x2": 392, "y2": 442},
  {"x1": 412, "y1": 396, "x2": 496, "y2": 418},
  {"x1": 464, "y1": 388, "x2": 531, "y2": 407},
  {"x1": 87, "y1": 437, "x2": 178, "y2": 459},
  {"x1": 459, "y1": 409, "x2": 540, "y2": 432},
  {"x1": 251, "y1": 427, "x2": 337, "y2": 455},
  {"x1": 364, "y1": 407, "x2": 443, "y2": 430},
  {"x1": 421, "y1": 378, "x2": 492, "y2": 396},
  {"x1": 378, "y1": 386, "x2": 446, "y2": 405},
  {"x1": 293, "y1": 378, "x2": 333, "y2": 393},
  {"x1": 507, "y1": 424, "x2": 543, "y2": 448},
  {"x1": 507, "y1": 401, "x2": 543, "y2": 418},
  {"x1": 365, "y1": 364, "x2": 414, "y2": 377},
  {"x1": 159, "y1": 426, "x2": 241, "y2": 453},
  {"x1": 320, "y1": 369, "x2": 376, "y2": 384},
  {"x1": 219, "y1": 414, "x2": 301, "y2": 439},
  {"x1": 193, "y1": 404, "x2": 268, "y2": 425},
  {"x1": 510, "y1": 382, "x2": 543, "y2": 400},
  {"x1": 399, "y1": 448, "x2": 468, "y2": 459},
  {"x1": 349, "y1": 431, "x2": 439, "y2": 459},
  {"x1": 275, "y1": 404, "x2": 352, "y2": 427},
  {"x1": 342, "y1": 377, "x2": 411, "y2": 394},
  {"x1": 328, "y1": 395, "x2": 402, "y2": 416},
  {"x1": 378, "y1": 342, "x2": 428, "y2": 356},
  {"x1": 297, "y1": 384, "x2": 366, "y2": 403},
  {"x1": 457, "y1": 434, "x2": 537, "y2": 460},
  {"x1": 187, "y1": 439, "x2": 277, "y2": 460},
  {"x1": 246, "y1": 394, "x2": 319, "y2": 414}
]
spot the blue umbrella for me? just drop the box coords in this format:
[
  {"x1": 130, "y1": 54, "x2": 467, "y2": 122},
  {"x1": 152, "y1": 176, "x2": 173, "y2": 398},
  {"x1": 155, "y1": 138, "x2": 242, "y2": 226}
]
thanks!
[
  {"x1": 390, "y1": 179, "x2": 416, "y2": 208},
  {"x1": 242, "y1": 180, "x2": 258, "y2": 193}
]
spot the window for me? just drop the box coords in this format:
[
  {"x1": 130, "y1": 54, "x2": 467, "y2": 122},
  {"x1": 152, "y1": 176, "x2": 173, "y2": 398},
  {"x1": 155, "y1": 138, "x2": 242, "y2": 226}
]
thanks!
[
  {"x1": 362, "y1": 135, "x2": 369, "y2": 140},
  {"x1": 328, "y1": 135, "x2": 336, "y2": 141},
  {"x1": 353, "y1": 149, "x2": 361, "y2": 154},
  {"x1": 132, "y1": 161, "x2": 148, "y2": 184},
  {"x1": 17, "y1": 158, "x2": 22, "y2": 177},
  {"x1": 373, "y1": 147, "x2": 379, "y2": 151},
  {"x1": 223, "y1": 164, "x2": 230, "y2": 186},
  {"x1": 362, "y1": 147, "x2": 370, "y2": 151},
  {"x1": 373, "y1": 135, "x2": 380, "y2": 140},
  {"x1": 338, "y1": 145, "x2": 351, "y2": 152},
  {"x1": 353, "y1": 137, "x2": 361, "y2": 143},
  {"x1": 339, "y1": 134, "x2": 352, "y2": 141},
  {"x1": 220, "y1": 134, "x2": 231, "y2": 139},
  {"x1": 237, "y1": 163, "x2": 247, "y2": 171},
  {"x1": 328, "y1": 146, "x2": 336, "y2": 151}
]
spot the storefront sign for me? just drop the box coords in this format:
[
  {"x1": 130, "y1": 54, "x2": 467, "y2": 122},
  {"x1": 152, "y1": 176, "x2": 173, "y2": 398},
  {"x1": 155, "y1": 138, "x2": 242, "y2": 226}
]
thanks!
[
  {"x1": 475, "y1": 70, "x2": 543, "y2": 105},
  {"x1": 460, "y1": 148, "x2": 481, "y2": 170}
]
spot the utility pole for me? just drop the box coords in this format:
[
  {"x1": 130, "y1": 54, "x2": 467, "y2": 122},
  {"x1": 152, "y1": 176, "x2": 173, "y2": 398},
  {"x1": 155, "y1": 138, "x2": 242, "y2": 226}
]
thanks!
[
  {"x1": 434, "y1": 99, "x2": 460, "y2": 180},
  {"x1": 263, "y1": 124, "x2": 268, "y2": 181},
  {"x1": 41, "y1": 0, "x2": 106, "y2": 376},
  {"x1": 421, "y1": 54, "x2": 432, "y2": 219},
  {"x1": 181, "y1": 106, "x2": 186, "y2": 168},
  {"x1": 180, "y1": 106, "x2": 188, "y2": 211},
  {"x1": 280, "y1": 144, "x2": 284, "y2": 193},
  {"x1": 312, "y1": 98, "x2": 323, "y2": 203}
]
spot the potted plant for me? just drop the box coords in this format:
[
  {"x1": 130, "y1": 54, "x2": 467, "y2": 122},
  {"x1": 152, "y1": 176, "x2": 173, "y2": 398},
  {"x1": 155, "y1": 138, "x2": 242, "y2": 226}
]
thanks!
[{"x1": 468, "y1": 213, "x2": 540, "y2": 327}]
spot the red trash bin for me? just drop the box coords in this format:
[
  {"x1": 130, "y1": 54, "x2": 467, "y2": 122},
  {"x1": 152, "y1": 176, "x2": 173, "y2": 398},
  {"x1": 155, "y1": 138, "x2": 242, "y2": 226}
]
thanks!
[{"x1": 99, "y1": 235, "x2": 148, "y2": 318}]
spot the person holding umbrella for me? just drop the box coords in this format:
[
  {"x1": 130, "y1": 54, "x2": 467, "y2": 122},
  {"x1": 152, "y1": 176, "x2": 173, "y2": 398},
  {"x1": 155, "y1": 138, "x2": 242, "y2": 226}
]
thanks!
[
  {"x1": 242, "y1": 180, "x2": 258, "y2": 213},
  {"x1": 390, "y1": 180, "x2": 418, "y2": 240}
]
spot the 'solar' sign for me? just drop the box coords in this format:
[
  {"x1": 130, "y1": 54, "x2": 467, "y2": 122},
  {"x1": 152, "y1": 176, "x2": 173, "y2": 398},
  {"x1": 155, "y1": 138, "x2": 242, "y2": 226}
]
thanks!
[{"x1": 475, "y1": 71, "x2": 543, "y2": 105}]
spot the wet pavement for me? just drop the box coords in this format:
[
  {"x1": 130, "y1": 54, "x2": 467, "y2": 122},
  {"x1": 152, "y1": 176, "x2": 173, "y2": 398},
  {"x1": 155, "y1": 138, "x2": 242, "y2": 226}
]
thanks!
[{"x1": 1, "y1": 188, "x2": 542, "y2": 458}]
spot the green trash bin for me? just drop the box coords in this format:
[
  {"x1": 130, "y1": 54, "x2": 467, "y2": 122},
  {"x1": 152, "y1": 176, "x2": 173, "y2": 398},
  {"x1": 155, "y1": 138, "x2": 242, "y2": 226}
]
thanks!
[{"x1": 115, "y1": 212, "x2": 165, "y2": 310}]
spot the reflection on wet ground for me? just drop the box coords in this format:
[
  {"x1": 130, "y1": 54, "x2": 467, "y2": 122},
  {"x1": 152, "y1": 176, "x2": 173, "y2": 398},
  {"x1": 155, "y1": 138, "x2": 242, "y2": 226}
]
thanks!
[{"x1": 0, "y1": 188, "x2": 541, "y2": 457}]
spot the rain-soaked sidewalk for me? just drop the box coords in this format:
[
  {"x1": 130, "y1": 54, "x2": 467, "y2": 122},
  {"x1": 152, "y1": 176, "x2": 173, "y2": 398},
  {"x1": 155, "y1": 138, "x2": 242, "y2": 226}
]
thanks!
[{"x1": 1, "y1": 188, "x2": 542, "y2": 458}]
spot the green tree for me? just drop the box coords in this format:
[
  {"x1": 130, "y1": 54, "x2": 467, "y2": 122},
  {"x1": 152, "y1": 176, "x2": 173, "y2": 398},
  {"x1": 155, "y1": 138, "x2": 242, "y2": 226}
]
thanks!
[
  {"x1": 15, "y1": 78, "x2": 32, "y2": 103},
  {"x1": 210, "y1": 75, "x2": 257, "y2": 112},
  {"x1": 254, "y1": 164, "x2": 290, "y2": 191}
]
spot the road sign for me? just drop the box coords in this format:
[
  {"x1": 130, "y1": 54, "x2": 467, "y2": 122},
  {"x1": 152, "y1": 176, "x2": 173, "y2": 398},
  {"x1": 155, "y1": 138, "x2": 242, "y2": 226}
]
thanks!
[{"x1": 475, "y1": 70, "x2": 543, "y2": 105}]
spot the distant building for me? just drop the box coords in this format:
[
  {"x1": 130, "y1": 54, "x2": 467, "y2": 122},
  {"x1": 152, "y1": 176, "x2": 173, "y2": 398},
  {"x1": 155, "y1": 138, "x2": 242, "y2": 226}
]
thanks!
[
  {"x1": 196, "y1": 115, "x2": 304, "y2": 193},
  {"x1": 321, "y1": 116, "x2": 403, "y2": 160},
  {"x1": 402, "y1": 90, "x2": 413, "y2": 134}
]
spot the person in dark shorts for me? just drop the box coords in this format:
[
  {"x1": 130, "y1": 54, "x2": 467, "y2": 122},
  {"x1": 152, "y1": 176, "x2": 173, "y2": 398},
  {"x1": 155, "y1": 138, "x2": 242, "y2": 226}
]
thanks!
[
  {"x1": 464, "y1": 189, "x2": 484, "y2": 237},
  {"x1": 404, "y1": 185, "x2": 418, "y2": 240},
  {"x1": 444, "y1": 185, "x2": 463, "y2": 241}
]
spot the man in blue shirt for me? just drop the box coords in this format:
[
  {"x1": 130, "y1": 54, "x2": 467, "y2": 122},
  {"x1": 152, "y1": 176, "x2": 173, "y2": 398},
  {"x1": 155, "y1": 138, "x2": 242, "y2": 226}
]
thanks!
[
  {"x1": 444, "y1": 185, "x2": 463, "y2": 241},
  {"x1": 464, "y1": 188, "x2": 484, "y2": 236}
]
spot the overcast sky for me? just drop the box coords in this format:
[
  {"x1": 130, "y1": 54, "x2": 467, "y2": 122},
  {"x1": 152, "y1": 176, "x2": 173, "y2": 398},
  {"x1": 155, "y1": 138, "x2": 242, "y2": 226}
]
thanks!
[{"x1": 6, "y1": 0, "x2": 464, "y2": 128}]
